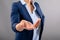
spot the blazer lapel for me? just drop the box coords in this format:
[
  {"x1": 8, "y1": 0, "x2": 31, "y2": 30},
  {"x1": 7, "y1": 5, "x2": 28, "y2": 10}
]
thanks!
[
  {"x1": 34, "y1": 2, "x2": 43, "y2": 19},
  {"x1": 18, "y1": 1, "x2": 42, "y2": 23},
  {"x1": 18, "y1": 1, "x2": 33, "y2": 24},
  {"x1": 23, "y1": 5, "x2": 33, "y2": 24}
]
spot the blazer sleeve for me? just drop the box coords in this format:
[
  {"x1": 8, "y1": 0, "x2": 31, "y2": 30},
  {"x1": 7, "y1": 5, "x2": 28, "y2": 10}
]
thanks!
[{"x1": 11, "y1": 2, "x2": 21, "y2": 33}]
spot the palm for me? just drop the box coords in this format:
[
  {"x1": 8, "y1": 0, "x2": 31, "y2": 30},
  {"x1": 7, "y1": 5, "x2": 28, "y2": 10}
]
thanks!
[{"x1": 24, "y1": 18, "x2": 41, "y2": 30}]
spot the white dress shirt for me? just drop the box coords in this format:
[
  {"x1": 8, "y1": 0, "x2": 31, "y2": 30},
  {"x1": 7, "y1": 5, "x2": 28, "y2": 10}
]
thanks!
[{"x1": 20, "y1": 0, "x2": 40, "y2": 40}]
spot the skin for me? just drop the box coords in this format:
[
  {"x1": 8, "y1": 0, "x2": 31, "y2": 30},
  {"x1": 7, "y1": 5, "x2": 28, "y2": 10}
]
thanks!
[
  {"x1": 24, "y1": 0, "x2": 34, "y2": 13},
  {"x1": 16, "y1": 0, "x2": 41, "y2": 32}
]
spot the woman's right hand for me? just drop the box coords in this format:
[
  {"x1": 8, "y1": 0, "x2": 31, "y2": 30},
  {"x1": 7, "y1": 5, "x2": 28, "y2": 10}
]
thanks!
[
  {"x1": 16, "y1": 18, "x2": 41, "y2": 32},
  {"x1": 16, "y1": 20, "x2": 34, "y2": 31}
]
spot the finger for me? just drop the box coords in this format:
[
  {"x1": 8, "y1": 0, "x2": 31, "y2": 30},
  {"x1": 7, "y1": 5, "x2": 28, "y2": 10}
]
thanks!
[
  {"x1": 33, "y1": 18, "x2": 41, "y2": 28},
  {"x1": 24, "y1": 25, "x2": 33, "y2": 30},
  {"x1": 24, "y1": 21, "x2": 34, "y2": 30},
  {"x1": 33, "y1": 21, "x2": 39, "y2": 28},
  {"x1": 38, "y1": 18, "x2": 41, "y2": 21}
]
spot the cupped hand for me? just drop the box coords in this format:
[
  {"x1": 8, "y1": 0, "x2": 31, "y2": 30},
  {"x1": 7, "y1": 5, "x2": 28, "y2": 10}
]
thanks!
[{"x1": 24, "y1": 18, "x2": 41, "y2": 30}]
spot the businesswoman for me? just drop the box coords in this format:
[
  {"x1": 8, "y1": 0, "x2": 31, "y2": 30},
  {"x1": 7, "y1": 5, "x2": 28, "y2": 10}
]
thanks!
[{"x1": 11, "y1": 0, "x2": 45, "y2": 40}]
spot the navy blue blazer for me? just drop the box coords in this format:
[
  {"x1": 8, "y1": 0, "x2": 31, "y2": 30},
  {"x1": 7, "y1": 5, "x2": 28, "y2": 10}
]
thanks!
[{"x1": 11, "y1": 1, "x2": 45, "y2": 40}]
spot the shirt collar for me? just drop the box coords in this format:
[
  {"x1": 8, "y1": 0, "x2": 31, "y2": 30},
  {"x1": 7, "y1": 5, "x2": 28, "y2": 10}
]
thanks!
[
  {"x1": 20, "y1": 0, "x2": 26, "y2": 5},
  {"x1": 20, "y1": 0, "x2": 36, "y2": 11}
]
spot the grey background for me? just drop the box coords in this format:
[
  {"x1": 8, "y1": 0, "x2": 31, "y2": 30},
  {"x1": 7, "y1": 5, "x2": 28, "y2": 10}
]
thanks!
[{"x1": 0, "y1": 0, "x2": 60, "y2": 40}]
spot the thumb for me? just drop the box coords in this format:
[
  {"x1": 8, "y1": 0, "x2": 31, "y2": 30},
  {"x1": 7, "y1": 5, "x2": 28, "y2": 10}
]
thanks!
[{"x1": 33, "y1": 18, "x2": 41, "y2": 28}]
